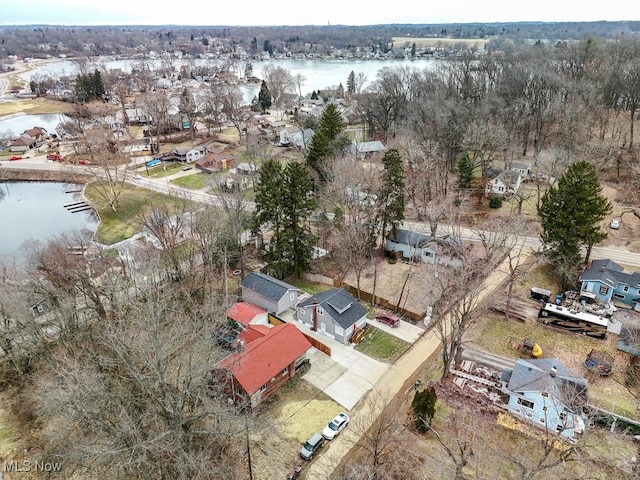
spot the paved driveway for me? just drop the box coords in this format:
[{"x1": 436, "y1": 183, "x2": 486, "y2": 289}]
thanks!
[
  {"x1": 285, "y1": 316, "x2": 389, "y2": 410},
  {"x1": 368, "y1": 317, "x2": 425, "y2": 343}
]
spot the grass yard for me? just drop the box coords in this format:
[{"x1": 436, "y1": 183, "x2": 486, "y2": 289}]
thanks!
[
  {"x1": 171, "y1": 172, "x2": 212, "y2": 189},
  {"x1": 287, "y1": 277, "x2": 334, "y2": 295},
  {"x1": 146, "y1": 162, "x2": 184, "y2": 178},
  {"x1": 469, "y1": 311, "x2": 638, "y2": 419},
  {"x1": 85, "y1": 182, "x2": 196, "y2": 244},
  {"x1": 0, "y1": 97, "x2": 75, "y2": 117},
  {"x1": 355, "y1": 326, "x2": 410, "y2": 362}
]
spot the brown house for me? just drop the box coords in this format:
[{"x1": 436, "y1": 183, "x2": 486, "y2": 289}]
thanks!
[
  {"x1": 214, "y1": 323, "x2": 312, "y2": 410},
  {"x1": 23, "y1": 126, "x2": 48, "y2": 143},
  {"x1": 195, "y1": 147, "x2": 235, "y2": 173}
]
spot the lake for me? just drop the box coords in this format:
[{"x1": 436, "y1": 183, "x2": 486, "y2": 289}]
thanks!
[
  {"x1": 0, "y1": 182, "x2": 99, "y2": 267},
  {"x1": 23, "y1": 56, "x2": 441, "y2": 100},
  {"x1": 0, "y1": 113, "x2": 70, "y2": 139}
]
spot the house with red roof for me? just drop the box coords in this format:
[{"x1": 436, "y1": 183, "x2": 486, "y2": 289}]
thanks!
[
  {"x1": 226, "y1": 301, "x2": 268, "y2": 327},
  {"x1": 214, "y1": 323, "x2": 312, "y2": 410}
]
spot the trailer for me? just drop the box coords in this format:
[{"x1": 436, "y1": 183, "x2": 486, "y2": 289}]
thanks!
[
  {"x1": 530, "y1": 287, "x2": 551, "y2": 303},
  {"x1": 538, "y1": 303, "x2": 608, "y2": 339}
]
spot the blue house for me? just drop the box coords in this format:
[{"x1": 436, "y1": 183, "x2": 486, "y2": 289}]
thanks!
[
  {"x1": 500, "y1": 358, "x2": 588, "y2": 444},
  {"x1": 579, "y1": 259, "x2": 640, "y2": 311}
]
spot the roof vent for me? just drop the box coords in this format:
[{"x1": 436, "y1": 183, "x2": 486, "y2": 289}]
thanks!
[{"x1": 550, "y1": 366, "x2": 557, "y2": 378}]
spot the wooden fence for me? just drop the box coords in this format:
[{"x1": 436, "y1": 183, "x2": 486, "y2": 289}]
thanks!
[{"x1": 303, "y1": 333, "x2": 332, "y2": 356}]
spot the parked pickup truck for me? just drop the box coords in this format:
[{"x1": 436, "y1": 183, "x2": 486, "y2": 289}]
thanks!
[{"x1": 46, "y1": 153, "x2": 64, "y2": 161}]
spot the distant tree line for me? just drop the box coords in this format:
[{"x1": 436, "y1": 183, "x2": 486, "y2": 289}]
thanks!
[{"x1": 2, "y1": 22, "x2": 640, "y2": 59}]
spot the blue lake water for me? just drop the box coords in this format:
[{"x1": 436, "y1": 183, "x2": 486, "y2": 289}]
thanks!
[{"x1": 0, "y1": 182, "x2": 99, "y2": 267}]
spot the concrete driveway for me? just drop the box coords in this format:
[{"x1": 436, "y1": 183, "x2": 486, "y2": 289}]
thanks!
[
  {"x1": 368, "y1": 317, "x2": 425, "y2": 343},
  {"x1": 295, "y1": 321, "x2": 390, "y2": 410}
]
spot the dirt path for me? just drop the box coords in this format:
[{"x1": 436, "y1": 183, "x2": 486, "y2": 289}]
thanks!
[{"x1": 304, "y1": 253, "x2": 524, "y2": 478}]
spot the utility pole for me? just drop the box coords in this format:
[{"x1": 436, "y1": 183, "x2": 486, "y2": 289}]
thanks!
[{"x1": 245, "y1": 412, "x2": 254, "y2": 480}]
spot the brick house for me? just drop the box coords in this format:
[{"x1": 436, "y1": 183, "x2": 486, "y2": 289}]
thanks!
[{"x1": 214, "y1": 323, "x2": 312, "y2": 409}]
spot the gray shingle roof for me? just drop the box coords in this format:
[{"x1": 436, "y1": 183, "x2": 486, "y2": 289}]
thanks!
[
  {"x1": 241, "y1": 272, "x2": 299, "y2": 302},
  {"x1": 388, "y1": 228, "x2": 431, "y2": 248},
  {"x1": 506, "y1": 358, "x2": 587, "y2": 407},
  {"x1": 580, "y1": 259, "x2": 640, "y2": 289},
  {"x1": 298, "y1": 288, "x2": 366, "y2": 329}
]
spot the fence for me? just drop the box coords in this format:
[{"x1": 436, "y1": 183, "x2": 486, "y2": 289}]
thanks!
[
  {"x1": 297, "y1": 273, "x2": 426, "y2": 322},
  {"x1": 302, "y1": 333, "x2": 332, "y2": 356}
]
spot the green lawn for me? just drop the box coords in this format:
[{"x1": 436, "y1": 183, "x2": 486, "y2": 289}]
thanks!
[
  {"x1": 146, "y1": 163, "x2": 184, "y2": 178},
  {"x1": 85, "y1": 182, "x2": 196, "y2": 245},
  {"x1": 355, "y1": 326, "x2": 410, "y2": 362},
  {"x1": 287, "y1": 278, "x2": 333, "y2": 295},
  {"x1": 171, "y1": 173, "x2": 212, "y2": 189}
]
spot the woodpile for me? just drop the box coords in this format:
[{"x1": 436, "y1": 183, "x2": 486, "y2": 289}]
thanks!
[{"x1": 489, "y1": 297, "x2": 539, "y2": 323}]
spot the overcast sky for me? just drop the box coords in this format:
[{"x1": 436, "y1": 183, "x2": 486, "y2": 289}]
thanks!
[{"x1": 1, "y1": 1, "x2": 638, "y2": 26}]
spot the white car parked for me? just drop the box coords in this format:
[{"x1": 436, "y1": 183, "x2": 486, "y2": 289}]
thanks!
[
  {"x1": 610, "y1": 218, "x2": 621, "y2": 229},
  {"x1": 322, "y1": 412, "x2": 350, "y2": 440}
]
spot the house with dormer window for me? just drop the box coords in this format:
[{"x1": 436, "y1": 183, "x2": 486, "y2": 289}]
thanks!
[
  {"x1": 500, "y1": 357, "x2": 588, "y2": 444},
  {"x1": 579, "y1": 259, "x2": 640, "y2": 311},
  {"x1": 296, "y1": 288, "x2": 367, "y2": 345}
]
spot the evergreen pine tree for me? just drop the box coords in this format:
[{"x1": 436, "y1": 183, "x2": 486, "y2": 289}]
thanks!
[
  {"x1": 258, "y1": 80, "x2": 272, "y2": 113},
  {"x1": 456, "y1": 151, "x2": 475, "y2": 189},
  {"x1": 281, "y1": 161, "x2": 317, "y2": 276},
  {"x1": 254, "y1": 160, "x2": 316, "y2": 278},
  {"x1": 411, "y1": 386, "x2": 437, "y2": 433},
  {"x1": 347, "y1": 71, "x2": 356, "y2": 95},
  {"x1": 377, "y1": 148, "x2": 405, "y2": 238},
  {"x1": 538, "y1": 160, "x2": 612, "y2": 283},
  {"x1": 306, "y1": 103, "x2": 346, "y2": 181}
]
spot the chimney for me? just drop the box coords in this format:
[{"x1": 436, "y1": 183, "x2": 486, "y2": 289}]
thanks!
[
  {"x1": 550, "y1": 366, "x2": 557, "y2": 378},
  {"x1": 312, "y1": 297, "x2": 318, "y2": 331}
]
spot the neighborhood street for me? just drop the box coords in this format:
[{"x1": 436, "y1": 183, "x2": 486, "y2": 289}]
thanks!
[{"x1": 3, "y1": 158, "x2": 640, "y2": 269}]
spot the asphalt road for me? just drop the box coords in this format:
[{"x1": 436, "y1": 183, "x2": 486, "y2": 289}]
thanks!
[{"x1": 3, "y1": 158, "x2": 640, "y2": 267}]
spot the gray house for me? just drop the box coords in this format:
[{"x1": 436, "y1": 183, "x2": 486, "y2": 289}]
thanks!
[
  {"x1": 385, "y1": 228, "x2": 463, "y2": 267},
  {"x1": 240, "y1": 272, "x2": 302, "y2": 315},
  {"x1": 500, "y1": 357, "x2": 588, "y2": 444},
  {"x1": 296, "y1": 288, "x2": 367, "y2": 345}
]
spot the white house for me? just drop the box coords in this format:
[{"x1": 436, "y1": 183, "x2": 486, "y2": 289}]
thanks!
[
  {"x1": 279, "y1": 126, "x2": 314, "y2": 150},
  {"x1": 485, "y1": 170, "x2": 523, "y2": 196},
  {"x1": 172, "y1": 145, "x2": 206, "y2": 163},
  {"x1": 509, "y1": 160, "x2": 532, "y2": 177}
]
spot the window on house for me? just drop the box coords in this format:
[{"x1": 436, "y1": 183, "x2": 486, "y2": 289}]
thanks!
[
  {"x1": 623, "y1": 285, "x2": 630, "y2": 293},
  {"x1": 317, "y1": 307, "x2": 324, "y2": 316},
  {"x1": 541, "y1": 392, "x2": 549, "y2": 397},
  {"x1": 290, "y1": 291, "x2": 295, "y2": 301},
  {"x1": 559, "y1": 412, "x2": 567, "y2": 421},
  {"x1": 281, "y1": 367, "x2": 289, "y2": 376},
  {"x1": 613, "y1": 293, "x2": 625, "y2": 300},
  {"x1": 260, "y1": 384, "x2": 267, "y2": 392},
  {"x1": 599, "y1": 285, "x2": 609, "y2": 295},
  {"x1": 335, "y1": 325, "x2": 344, "y2": 336},
  {"x1": 556, "y1": 424, "x2": 564, "y2": 432},
  {"x1": 517, "y1": 398, "x2": 535, "y2": 409}
]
